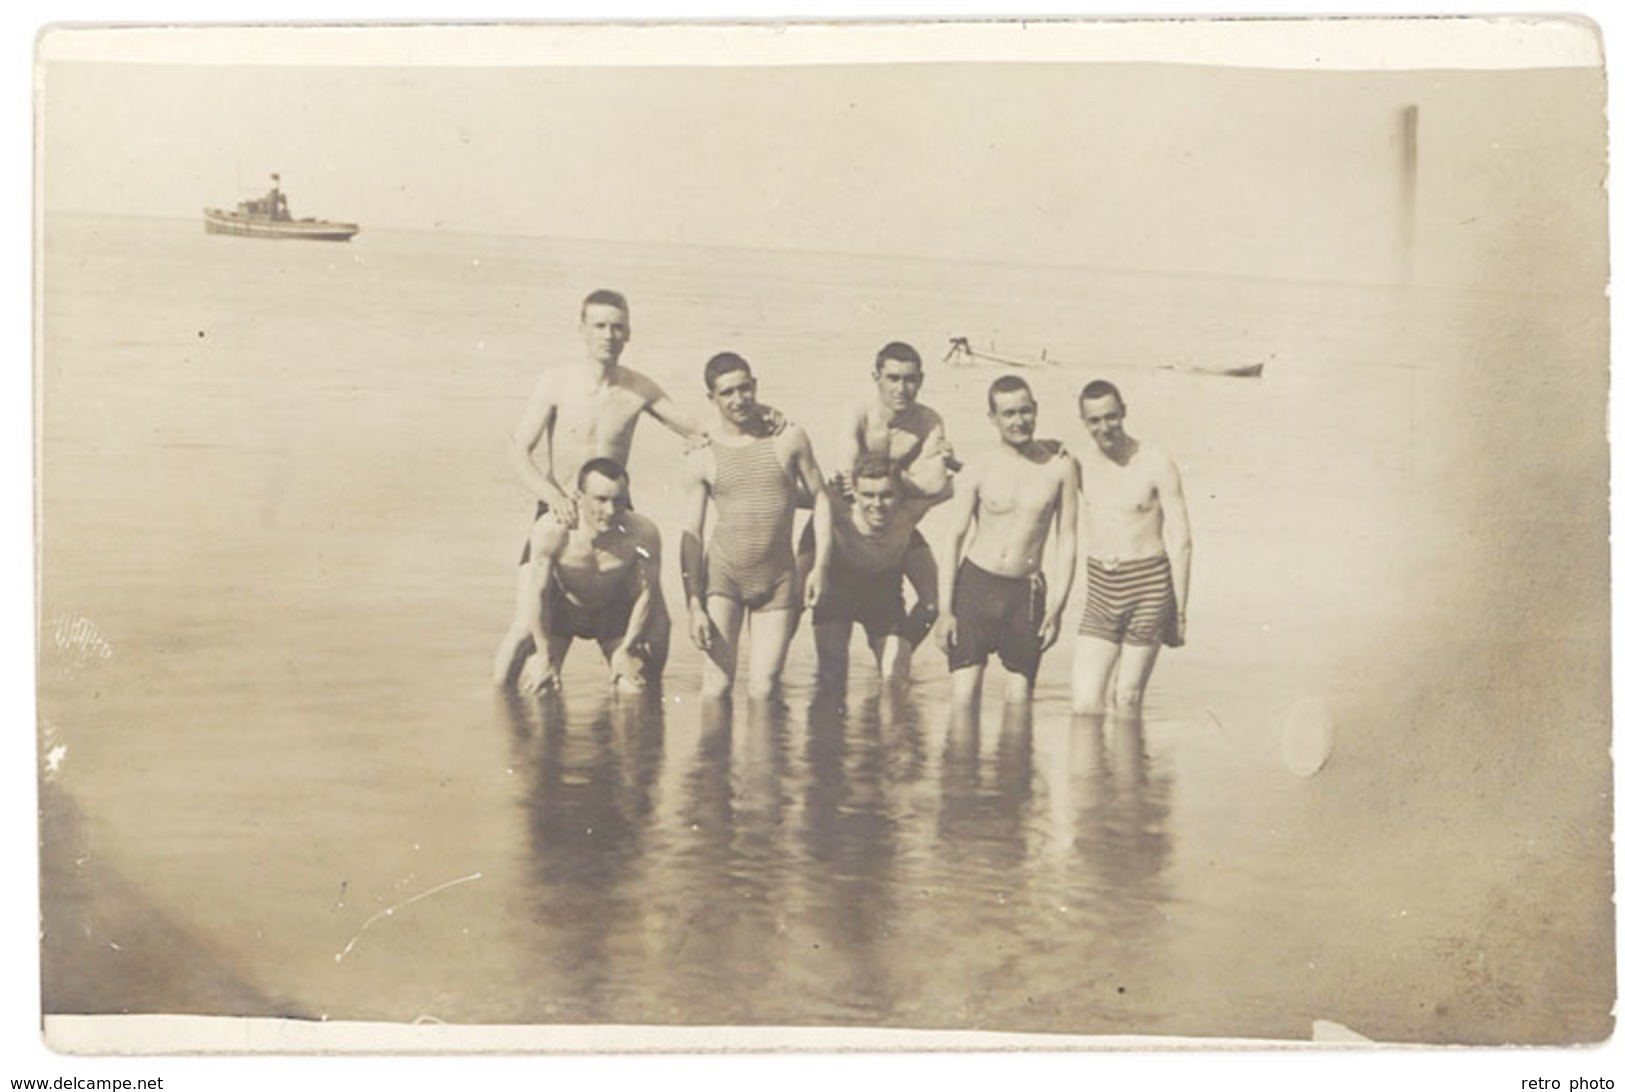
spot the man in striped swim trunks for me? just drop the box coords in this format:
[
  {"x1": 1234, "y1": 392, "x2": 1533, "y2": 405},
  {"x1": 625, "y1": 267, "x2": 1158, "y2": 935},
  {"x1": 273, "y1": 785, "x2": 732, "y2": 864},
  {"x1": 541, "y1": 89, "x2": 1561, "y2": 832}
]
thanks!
[
  {"x1": 936, "y1": 375, "x2": 1080, "y2": 707},
  {"x1": 1070, "y1": 379, "x2": 1193, "y2": 715},
  {"x1": 681, "y1": 352, "x2": 832, "y2": 702}
]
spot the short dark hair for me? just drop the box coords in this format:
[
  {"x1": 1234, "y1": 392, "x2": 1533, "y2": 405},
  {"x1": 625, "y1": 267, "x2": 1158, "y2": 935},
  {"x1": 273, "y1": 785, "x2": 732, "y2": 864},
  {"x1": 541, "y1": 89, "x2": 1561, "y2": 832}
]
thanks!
[
  {"x1": 577, "y1": 456, "x2": 629, "y2": 491},
  {"x1": 851, "y1": 452, "x2": 898, "y2": 487},
  {"x1": 874, "y1": 341, "x2": 922, "y2": 373},
  {"x1": 704, "y1": 351, "x2": 753, "y2": 392},
  {"x1": 1078, "y1": 379, "x2": 1123, "y2": 411},
  {"x1": 580, "y1": 289, "x2": 629, "y2": 319},
  {"x1": 987, "y1": 374, "x2": 1033, "y2": 413}
]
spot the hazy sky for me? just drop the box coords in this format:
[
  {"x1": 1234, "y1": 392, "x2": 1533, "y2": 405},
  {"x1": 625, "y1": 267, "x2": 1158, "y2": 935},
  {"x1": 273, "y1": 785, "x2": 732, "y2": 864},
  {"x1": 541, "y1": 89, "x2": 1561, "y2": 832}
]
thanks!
[{"x1": 37, "y1": 24, "x2": 1608, "y2": 287}]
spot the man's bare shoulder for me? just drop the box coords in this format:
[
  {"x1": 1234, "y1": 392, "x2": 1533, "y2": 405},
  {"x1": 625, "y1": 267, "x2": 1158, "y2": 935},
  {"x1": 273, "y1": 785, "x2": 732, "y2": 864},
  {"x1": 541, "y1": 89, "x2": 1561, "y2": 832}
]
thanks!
[
  {"x1": 684, "y1": 442, "x2": 716, "y2": 481},
  {"x1": 610, "y1": 365, "x2": 666, "y2": 402},
  {"x1": 1130, "y1": 439, "x2": 1179, "y2": 475},
  {"x1": 775, "y1": 421, "x2": 811, "y2": 451},
  {"x1": 621, "y1": 510, "x2": 664, "y2": 547}
]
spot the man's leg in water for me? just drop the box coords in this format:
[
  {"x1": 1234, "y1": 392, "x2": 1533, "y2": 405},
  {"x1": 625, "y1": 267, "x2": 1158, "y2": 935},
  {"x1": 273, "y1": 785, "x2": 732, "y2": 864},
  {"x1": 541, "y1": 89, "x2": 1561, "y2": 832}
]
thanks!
[
  {"x1": 1111, "y1": 641, "x2": 1162, "y2": 711},
  {"x1": 747, "y1": 607, "x2": 798, "y2": 703},
  {"x1": 814, "y1": 618, "x2": 854, "y2": 694},
  {"x1": 701, "y1": 594, "x2": 744, "y2": 700},
  {"x1": 1071, "y1": 634, "x2": 1122, "y2": 715}
]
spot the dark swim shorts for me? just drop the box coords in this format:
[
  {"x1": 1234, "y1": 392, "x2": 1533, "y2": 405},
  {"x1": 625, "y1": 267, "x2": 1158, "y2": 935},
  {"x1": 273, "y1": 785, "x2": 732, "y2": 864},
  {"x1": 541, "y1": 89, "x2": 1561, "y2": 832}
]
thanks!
[
  {"x1": 807, "y1": 527, "x2": 936, "y2": 648},
  {"x1": 946, "y1": 558, "x2": 1046, "y2": 682},
  {"x1": 542, "y1": 573, "x2": 635, "y2": 642}
]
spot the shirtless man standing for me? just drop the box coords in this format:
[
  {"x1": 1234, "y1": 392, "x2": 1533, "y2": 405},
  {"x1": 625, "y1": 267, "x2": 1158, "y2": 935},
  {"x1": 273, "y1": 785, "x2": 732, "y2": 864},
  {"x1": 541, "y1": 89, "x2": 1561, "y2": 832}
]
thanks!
[
  {"x1": 830, "y1": 341, "x2": 957, "y2": 501},
  {"x1": 514, "y1": 458, "x2": 668, "y2": 695},
  {"x1": 1070, "y1": 380, "x2": 1192, "y2": 714},
  {"x1": 494, "y1": 290, "x2": 702, "y2": 685},
  {"x1": 682, "y1": 353, "x2": 832, "y2": 701},
  {"x1": 936, "y1": 376, "x2": 1080, "y2": 706},
  {"x1": 807, "y1": 453, "x2": 939, "y2": 691}
]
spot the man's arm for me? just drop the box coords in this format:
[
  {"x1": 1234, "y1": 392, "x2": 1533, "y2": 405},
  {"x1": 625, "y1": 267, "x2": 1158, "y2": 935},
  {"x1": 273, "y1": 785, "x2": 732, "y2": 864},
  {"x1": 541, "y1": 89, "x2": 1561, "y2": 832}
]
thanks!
[
  {"x1": 679, "y1": 448, "x2": 714, "y2": 651},
  {"x1": 620, "y1": 517, "x2": 663, "y2": 650},
  {"x1": 786, "y1": 428, "x2": 834, "y2": 607},
  {"x1": 934, "y1": 466, "x2": 979, "y2": 653},
  {"x1": 609, "y1": 518, "x2": 664, "y2": 687},
  {"x1": 1039, "y1": 455, "x2": 1082, "y2": 652},
  {"x1": 899, "y1": 417, "x2": 956, "y2": 506},
  {"x1": 509, "y1": 378, "x2": 575, "y2": 520},
  {"x1": 900, "y1": 535, "x2": 940, "y2": 643},
  {"x1": 642, "y1": 374, "x2": 789, "y2": 444},
  {"x1": 1158, "y1": 453, "x2": 1193, "y2": 645},
  {"x1": 519, "y1": 517, "x2": 570, "y2": 692},
  {"x1": 643, "y1": 381, "x2": 709, "y2": 445},
  {"x1": 828, "y1": 403, "x2": 868, "y2": 495}
]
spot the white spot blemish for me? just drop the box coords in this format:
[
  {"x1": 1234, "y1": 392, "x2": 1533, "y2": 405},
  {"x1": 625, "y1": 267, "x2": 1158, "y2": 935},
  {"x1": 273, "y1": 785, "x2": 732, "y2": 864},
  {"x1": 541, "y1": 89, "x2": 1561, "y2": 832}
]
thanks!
[
  {"x1": 45, "y1": 745, "x2": 67, "y2": 775},
  {"x1": 1283, "y1": 697, "x2": 1335, "y2": 777}
]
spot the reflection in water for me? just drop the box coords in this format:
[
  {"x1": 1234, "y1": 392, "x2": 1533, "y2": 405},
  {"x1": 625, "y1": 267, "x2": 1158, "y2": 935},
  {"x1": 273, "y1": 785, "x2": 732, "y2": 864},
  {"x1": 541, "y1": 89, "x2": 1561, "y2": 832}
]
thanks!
[
  {"x1": 664, "y1": 697, "x2": 795, "y2": 1023},
  {"x1": 498, "y1": 690, "x2": 666, "y2": 1021},
  {"x1": 938, "y1": 702, "x2": 1036, "y2": 872},
  {"x1": 796, "y1": 691, "x2": 909, "y2": 1018},
  {"x1": 1067, "y1": 714, "x2": 1173, "y2": 936}
]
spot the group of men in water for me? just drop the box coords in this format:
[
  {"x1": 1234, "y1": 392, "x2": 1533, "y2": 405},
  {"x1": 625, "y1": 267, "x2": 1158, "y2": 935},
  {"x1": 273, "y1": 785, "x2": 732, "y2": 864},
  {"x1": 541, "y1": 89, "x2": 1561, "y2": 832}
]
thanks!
[{"x1": 492, "y1": 289, "x2": 1192, "y2": 715}]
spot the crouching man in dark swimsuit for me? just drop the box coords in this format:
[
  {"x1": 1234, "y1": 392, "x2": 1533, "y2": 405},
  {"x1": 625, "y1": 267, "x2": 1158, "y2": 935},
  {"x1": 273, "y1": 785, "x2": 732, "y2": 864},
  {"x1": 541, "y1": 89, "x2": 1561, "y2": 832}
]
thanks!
[
  {"x1": 512, "y1": 457, "x2": 669, "y2": 695},
  {"x1": 802, "y1": 452, "x2": 941, "y2": 692}
]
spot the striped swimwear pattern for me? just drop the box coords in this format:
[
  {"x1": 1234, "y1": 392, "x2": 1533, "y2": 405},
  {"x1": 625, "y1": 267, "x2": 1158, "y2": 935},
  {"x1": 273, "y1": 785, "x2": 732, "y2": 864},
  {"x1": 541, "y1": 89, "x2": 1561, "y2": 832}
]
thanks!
[
  {"x1": 710, "y1": 436, "x2": 797, "y2": 601},
  {"x1": 1077, "y1": 555, "x2": 1175, "y2": 646}
]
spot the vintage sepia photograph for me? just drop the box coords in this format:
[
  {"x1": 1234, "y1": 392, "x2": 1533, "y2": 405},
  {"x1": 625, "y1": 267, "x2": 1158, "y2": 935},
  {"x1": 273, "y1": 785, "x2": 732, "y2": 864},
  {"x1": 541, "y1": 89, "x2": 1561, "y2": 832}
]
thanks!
[{"x1": 29, "y1": 13, "x2": 1613, "y2": 1064}]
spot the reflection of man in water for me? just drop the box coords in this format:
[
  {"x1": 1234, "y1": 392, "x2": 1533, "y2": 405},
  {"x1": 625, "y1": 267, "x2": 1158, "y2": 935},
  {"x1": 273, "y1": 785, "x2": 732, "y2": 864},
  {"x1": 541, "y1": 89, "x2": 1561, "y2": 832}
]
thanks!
[
  {"x1": 936, "y1": 375, "x2": 1079, "y2": 706},
  {"x1": 682, "y1": 353, "x2": 832, "y2": 701},
  {"x1": 830, "y1": 341, "x2": 957, "y2": 501},
  {"x1": 502, "y1": 458, "x2": 669, "y2": 695},
  {"x1": 1070, "y1": 380, "x2": 1192, "y2": 714},
  {"x1": 804, "y1": 453, "x2": 939, "y2": 690}
]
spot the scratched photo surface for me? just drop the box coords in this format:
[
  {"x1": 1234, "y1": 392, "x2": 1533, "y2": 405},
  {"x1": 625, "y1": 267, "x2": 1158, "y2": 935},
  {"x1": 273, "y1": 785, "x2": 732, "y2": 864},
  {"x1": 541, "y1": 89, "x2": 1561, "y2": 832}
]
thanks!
[{"x1": 35, "y1": 21, "x2": 1611, "y2": 1049}]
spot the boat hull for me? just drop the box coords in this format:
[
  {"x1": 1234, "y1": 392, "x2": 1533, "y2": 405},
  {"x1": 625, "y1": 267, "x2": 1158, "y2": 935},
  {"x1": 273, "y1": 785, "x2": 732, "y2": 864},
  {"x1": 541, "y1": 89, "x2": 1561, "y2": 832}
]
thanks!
[{"x1": 202, "y1": 209, "x2": 359, "y2": 242}]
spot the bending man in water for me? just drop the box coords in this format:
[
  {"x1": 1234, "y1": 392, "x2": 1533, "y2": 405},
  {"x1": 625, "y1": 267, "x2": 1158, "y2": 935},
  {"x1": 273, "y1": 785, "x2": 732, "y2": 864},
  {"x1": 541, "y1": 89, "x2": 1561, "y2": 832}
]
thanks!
[
  {"x1": 682, "y1": 352, "x2": 832, "y2": 701},
  {"x1": 937, "y1": 375, "x2": 1079, "y2": 707},
  {"x1": 805, "y1": 453, "x2": 939, "y2": 691},
  {"x1": 495, "y1": 289, "x2": 783, "y2": 687},
  {"x1": 1070, "y1": 379, "x2": 1192, "y2": 714},
  {"x1": 514, "y1": 458, "x2": 668, "y2": 695}
]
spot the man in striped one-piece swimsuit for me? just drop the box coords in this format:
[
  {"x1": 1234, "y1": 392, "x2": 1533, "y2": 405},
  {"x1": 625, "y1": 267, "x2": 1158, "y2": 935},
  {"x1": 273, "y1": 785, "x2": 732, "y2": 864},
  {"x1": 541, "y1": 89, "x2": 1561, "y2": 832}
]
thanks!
[
  {"x1": 1070, "y1": 379, "x2": 1193, "y2": 715},
  {"x1": 681, "y1": 352, "x2": 832, "y2": 701}
]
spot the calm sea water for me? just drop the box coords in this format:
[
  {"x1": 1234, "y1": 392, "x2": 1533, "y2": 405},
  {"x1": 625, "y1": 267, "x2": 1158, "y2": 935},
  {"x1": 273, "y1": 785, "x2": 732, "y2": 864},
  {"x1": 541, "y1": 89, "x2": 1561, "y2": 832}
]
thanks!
[{"x1": 38, "y1": 214, "x2": 1611, "y2": 1043}]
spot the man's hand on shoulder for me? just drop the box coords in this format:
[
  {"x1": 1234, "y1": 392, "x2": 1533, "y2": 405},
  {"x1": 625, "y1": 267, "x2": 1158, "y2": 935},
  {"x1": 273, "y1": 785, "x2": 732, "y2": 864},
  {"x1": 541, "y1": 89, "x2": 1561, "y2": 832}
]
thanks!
[{"x1": 752, "y1": 403, "x2": 791, "y2": 437}]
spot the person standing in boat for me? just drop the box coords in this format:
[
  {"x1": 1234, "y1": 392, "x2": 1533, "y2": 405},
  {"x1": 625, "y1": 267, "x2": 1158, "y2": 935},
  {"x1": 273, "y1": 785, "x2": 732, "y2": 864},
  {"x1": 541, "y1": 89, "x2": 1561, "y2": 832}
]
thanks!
[
  {"x1": 681, "y1": 352, "x2": 833, "y2": 702},
  {"x1": 268, "y1": 174, "x2": 290, "y2": 221},
  {"x1": 1069, "y1": 379, "x2": 1192, "y2": 715}
]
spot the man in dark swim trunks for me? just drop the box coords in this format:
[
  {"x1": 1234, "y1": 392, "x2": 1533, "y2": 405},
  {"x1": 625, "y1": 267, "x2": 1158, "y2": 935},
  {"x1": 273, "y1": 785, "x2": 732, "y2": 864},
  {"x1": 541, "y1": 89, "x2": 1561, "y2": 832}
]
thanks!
[
  {"x1": 505, "y1": 458, "x2": 669, "y2": 695},
  {"x1": 681, "y1": 352, "x2": 832, "y2": 702},
  {"x1": 936, "y1": 375, "x2": 1080, "y2": 707},
  {"x1": 803, "y1": 453, "x2": 940, "y2": 691}
]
